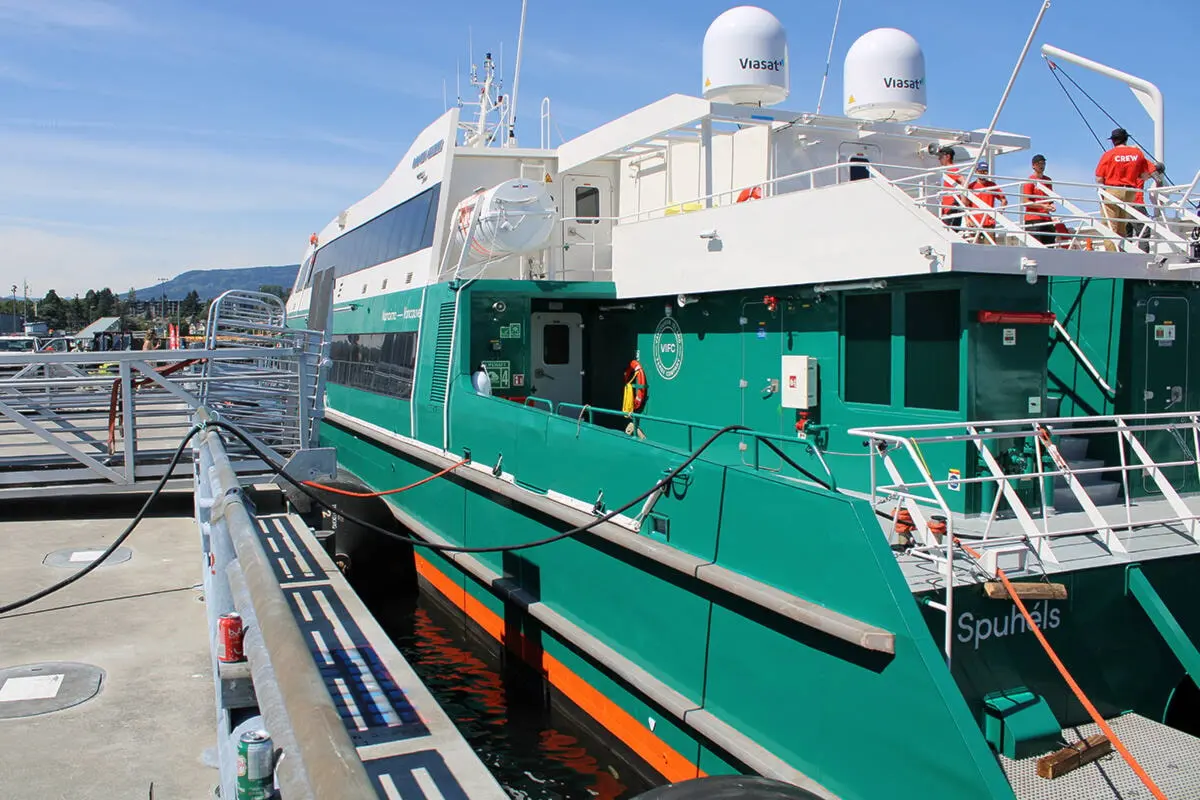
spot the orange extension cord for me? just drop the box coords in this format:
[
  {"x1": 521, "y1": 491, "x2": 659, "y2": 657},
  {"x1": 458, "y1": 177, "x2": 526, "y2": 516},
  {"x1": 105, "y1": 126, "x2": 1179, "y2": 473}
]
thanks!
[
  {"x1": 302, "y1": 457, "x2": 470, "y2": 498},
  {"x1": 957, "y1": 539, "x2": 1168, "y2": 800}
]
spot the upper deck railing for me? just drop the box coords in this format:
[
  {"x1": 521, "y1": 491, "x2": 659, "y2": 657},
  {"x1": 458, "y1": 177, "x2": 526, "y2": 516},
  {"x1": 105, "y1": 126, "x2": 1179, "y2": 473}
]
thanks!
[{"x1": 615, "y1": 158, "x2": 1200, "y2": 260}]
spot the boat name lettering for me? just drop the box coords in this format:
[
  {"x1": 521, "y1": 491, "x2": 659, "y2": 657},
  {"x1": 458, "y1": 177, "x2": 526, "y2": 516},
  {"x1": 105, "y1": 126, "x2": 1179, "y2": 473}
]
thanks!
[
  {"x1": 738, "y1": 58, "x2": 784, "y2": 72},
  {"x1": 653, "y1": 317, "x2": 683, "y2": 381},
  {"x1": 883, "y1": 77, "x2": 925, "y2": 90},
  {"x1": 412, "y1": 139, "x2": 444, "y2": 170},
  {"x1": 956, "y1": 601, "x2": 1061, "y2": 650},
  {"x1": 381, "y1": 307, "x2": 422, "y2": 322}
]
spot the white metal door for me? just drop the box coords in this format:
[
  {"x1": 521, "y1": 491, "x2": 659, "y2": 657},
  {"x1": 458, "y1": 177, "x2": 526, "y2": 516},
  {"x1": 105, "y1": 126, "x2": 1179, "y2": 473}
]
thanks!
[
  {"x1": 530, "y1": 312, "x2": 583, "y2": 411},
  {"x1": 562, "y1": 175, "x2": 612, "y2": 279}
]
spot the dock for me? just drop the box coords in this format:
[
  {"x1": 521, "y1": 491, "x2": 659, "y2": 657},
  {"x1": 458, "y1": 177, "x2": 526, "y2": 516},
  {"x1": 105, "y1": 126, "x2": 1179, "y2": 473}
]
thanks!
[{"x1": 0, "y1": 291, "x2": 509, "y2": 799}]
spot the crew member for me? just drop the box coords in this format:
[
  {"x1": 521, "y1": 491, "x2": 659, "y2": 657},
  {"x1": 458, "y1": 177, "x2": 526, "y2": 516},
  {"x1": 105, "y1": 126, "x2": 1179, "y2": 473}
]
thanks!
[
  {"x1": 1094, "y1": 127, "x2": 1162, "y2": 242},
  {"x1": 967, "y1": 161, "x2": 1006, "y2": 243},
  {"x1": 937, "y1": 145, "x2": 964, "y2": 231},
  {"x1": 1021, "y1": 154, "x2": 1057, "y2": 246}
]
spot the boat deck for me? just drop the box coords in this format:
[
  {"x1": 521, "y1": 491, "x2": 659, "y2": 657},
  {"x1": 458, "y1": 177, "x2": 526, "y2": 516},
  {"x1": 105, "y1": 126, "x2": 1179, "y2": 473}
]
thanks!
[
  {"x1": 885, "y1": 495, "x2": 1200, "y2": 594},
  {"x1": 1000, "y1": 713, "x2": 1200, "y2": 799}
]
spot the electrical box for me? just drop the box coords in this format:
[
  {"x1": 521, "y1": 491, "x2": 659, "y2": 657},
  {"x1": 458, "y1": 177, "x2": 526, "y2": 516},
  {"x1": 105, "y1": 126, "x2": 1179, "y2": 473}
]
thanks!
[{"x1": 780, "y1": 356, "x2": 818, "y2": 409}]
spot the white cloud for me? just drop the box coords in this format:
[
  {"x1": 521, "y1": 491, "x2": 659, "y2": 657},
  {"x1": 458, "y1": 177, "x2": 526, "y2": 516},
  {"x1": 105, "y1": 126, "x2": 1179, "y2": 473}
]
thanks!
[
  {"x1": 2, "y1": 221, "x2": 307, "y2": 298},
  {"x1": 0, "y1": 61, "x2": 71, "y2": 89},
  {"x1": 0, "y1": 0, "x2": 136, "y2": 31}
]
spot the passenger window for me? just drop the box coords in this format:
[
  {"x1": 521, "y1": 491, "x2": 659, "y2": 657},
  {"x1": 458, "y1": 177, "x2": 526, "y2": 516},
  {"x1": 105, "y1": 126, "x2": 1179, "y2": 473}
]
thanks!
[
  {"x1": 542, "y1": 324, "x2": 571, "y2": 365},
  {"x1": 575, "y1": 186, "x2": 600, "y2": 224}
]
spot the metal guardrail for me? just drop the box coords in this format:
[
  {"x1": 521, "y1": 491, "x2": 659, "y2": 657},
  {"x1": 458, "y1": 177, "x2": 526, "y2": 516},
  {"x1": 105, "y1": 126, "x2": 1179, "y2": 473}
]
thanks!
[
  {"x1": 0, "y1": 292, "x2": 326, "y2": 498},
  {"x1": 194, "y1": 411, "x2": 375, "y2": 800}
]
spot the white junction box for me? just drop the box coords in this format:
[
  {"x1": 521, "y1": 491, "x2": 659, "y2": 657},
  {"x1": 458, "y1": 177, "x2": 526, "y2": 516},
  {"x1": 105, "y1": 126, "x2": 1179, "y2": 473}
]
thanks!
[{"x1": 781, "y1": 355, "x2": 818, "y2": 409}]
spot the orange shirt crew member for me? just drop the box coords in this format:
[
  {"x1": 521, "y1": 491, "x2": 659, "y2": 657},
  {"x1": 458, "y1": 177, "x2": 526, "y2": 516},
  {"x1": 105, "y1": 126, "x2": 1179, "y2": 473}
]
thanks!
[{"x1": 1095, "y1": 127, "x2": 1161, "y2": 239}]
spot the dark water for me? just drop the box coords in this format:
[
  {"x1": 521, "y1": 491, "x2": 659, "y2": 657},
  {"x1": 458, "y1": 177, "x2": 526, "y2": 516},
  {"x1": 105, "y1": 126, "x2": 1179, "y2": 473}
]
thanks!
[{"x1": 372, "y1": 591, "x2": 656, "y2": 800}]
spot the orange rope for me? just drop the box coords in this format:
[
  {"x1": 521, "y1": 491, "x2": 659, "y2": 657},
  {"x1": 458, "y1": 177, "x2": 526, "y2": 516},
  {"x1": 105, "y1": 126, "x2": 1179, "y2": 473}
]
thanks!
[
  {"x1": 957, "y1": 539, "x2": 1168, "y2": 800},
  {"x1": 302, "y1": 457, "x2": 470, "y2": 497}
]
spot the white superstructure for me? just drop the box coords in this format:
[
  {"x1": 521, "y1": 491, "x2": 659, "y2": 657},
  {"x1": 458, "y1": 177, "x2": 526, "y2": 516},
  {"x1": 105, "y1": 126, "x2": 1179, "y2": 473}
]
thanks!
[{"x1": 288, "y1": 4, "x2": 1200, "y2": 323}]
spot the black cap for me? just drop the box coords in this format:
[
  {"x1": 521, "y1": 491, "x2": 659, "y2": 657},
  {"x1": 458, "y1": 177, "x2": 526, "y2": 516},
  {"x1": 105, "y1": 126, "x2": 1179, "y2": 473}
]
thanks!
[
  {"x1": 937, "y1": 145, "x2": 956, "y2": 157},
  {"x1": 1031, "y1": 153, "x2": 1046, "y2": 164},
  {"x1": 1109, "y1": 127, "x2": 1129, "y2": 142}
]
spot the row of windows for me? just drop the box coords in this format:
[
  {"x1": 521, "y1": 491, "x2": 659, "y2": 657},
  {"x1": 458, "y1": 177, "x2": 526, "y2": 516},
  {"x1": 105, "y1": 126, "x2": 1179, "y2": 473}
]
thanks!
[
  {"x1": 303, "y1": 184, "x2": 442, "y2": 289},
  {"x1": 329, "y1": 332, "x2": 418, "y2": 400},
  {"x1": 843, "y1": 289, "x2": 961, "y2": 411}
]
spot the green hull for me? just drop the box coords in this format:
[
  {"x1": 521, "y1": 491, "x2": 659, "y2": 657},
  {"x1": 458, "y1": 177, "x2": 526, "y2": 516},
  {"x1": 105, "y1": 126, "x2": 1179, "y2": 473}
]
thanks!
[{"x1": 304, "y1": 275, "x2": 1200, "y2": 800}]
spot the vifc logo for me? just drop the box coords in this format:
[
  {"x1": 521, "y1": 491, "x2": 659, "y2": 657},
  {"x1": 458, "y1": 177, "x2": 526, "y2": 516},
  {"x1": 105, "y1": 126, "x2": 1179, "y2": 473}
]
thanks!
[{"x1": 653, "y1": 317, "x2": 684, "y2": 380}]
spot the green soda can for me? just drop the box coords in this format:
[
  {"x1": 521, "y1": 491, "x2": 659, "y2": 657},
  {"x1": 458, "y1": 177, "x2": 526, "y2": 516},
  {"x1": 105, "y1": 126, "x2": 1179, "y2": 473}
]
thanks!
[{"x1": 236, "y1": 729, "x2": 274, "y2": 799}]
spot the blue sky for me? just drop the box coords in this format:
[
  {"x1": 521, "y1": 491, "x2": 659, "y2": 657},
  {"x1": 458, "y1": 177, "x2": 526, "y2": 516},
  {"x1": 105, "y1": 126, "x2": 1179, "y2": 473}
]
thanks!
[{"x1": 2, "y1": 0, "x2": 1197, "y2": 297}]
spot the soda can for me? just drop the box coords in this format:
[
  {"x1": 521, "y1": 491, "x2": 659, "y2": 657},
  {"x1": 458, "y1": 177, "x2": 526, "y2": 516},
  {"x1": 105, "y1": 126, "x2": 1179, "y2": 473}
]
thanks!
[
  {"x1": 236, "y1": 729, "x2": 274, "y2": 800},
  {"x1": 218, "y1": 612, "x2": 245, "y2": 663}
]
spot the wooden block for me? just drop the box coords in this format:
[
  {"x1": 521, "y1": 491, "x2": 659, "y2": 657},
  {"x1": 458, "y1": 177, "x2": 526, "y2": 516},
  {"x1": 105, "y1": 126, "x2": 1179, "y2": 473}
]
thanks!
[
  {"x1": 984, "y1": 581, "x2": 1068, "y2": 600},
  {"x1": 1037, "y1": 735, "x2": 1112, "y2": 779}
]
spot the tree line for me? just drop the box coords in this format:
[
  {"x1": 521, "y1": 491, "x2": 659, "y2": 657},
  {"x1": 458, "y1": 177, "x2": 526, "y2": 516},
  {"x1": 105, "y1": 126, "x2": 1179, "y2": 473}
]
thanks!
[{"x1": 0, "y1": 285, "x2": 289, "y2": 332}]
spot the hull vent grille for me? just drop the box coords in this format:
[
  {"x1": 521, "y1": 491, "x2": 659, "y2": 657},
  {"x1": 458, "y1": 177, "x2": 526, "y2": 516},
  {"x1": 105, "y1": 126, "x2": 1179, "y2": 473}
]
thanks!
[{"x1": 428, "y1": 301, "x2": 455, "y2": 404}]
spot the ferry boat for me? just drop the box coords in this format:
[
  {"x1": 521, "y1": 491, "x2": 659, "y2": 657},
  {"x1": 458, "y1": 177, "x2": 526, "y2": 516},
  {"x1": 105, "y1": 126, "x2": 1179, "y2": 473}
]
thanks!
[{"x1": 286, "y1": 6, "x2": 1200, "y2": 798}]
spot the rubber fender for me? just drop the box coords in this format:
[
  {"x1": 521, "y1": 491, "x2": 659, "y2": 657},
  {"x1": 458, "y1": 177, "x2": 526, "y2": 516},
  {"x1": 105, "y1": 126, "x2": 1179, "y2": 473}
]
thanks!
[
  {"x1": 306, "y1": 477, "x2": 417, "y2": 600},
  {"x1": 629, "y1": 776, "x2": 825, "y2": 800}
]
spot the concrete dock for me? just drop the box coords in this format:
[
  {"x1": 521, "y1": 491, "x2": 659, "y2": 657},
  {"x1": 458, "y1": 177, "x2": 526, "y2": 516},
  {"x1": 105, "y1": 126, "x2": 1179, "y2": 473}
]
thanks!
[{"x1": 0, "y1": 494, "x2": 215, "y2": 800}]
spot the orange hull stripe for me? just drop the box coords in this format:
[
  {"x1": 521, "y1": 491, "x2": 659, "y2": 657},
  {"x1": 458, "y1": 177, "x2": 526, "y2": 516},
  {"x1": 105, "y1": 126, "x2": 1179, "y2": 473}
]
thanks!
[{"x1": 413, "y1": 553, "x2": 702, "y2": 783}]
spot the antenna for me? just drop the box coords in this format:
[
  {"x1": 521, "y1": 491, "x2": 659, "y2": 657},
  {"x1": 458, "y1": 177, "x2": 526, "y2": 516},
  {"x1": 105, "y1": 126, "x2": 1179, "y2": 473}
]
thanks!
[
  {"x1": 507, "y1": 0, "x2": 529, "y2": 147},
  {"x1": 815, "y1": 0, "x2": 844, "y2": 114},
  {"x1": 964, "y1": 0, "x2": 1052, "y2": 187}
]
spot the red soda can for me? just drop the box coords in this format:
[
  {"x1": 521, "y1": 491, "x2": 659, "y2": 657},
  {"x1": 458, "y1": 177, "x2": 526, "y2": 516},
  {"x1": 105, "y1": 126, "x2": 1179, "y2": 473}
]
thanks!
[{"x1": 218, "y1": 612, "x2": 245, "y2": 663}]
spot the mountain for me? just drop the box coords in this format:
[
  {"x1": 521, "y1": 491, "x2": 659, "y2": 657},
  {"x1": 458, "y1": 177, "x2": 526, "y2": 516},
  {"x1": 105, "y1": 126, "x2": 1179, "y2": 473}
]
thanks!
[{"x1": 129, "y1": 265, "x2": 299, "y2": 301}]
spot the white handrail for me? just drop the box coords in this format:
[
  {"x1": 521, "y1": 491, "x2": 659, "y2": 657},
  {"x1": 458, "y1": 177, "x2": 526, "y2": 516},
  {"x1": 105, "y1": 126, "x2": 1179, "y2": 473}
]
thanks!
[{"x1": 1052, "y1": 318, "x2": 1117, "y2": 398}]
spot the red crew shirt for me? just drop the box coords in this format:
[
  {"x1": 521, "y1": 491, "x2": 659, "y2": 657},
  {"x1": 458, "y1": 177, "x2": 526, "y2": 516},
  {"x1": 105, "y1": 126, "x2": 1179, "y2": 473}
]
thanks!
[
  {"x1": 1022, "y1": 174, "x2": 1053, "y2": 223},
  {"x1": 1095, "y1": 145, "x2": 1154, "y2": 188}
]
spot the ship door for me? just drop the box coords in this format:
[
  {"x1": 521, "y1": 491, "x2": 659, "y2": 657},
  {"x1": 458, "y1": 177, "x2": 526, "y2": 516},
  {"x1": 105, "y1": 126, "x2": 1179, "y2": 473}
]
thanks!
[
  {"x1": 530, "y1": 312, "x2": 583, "y2": 413},
  {"x1": 307, "y1": 268, "x2": 334, "y2": 332},
  {"x1": 1139, "y1": 295, "x2": 1191, "y2": 492},
  {"x1": 562, "y1": 175, "x2": 612, "y2": 279},
  {"x1": 837, "y1": 143, "x2": 880, "y2": 183}
]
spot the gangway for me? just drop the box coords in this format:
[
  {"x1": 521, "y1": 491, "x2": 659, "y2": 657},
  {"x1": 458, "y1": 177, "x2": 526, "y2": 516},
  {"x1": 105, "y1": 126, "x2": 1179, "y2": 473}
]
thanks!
[
  {"x1": 0, "y1": 291, "x2": 508, "y2": 798},
  {"x1": 0, "y1": 291, "x2": 325, "y2": 499}
]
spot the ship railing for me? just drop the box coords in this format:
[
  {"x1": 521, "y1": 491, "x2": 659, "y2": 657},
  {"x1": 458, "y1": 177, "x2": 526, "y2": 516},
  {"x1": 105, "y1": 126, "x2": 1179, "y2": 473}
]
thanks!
[
  {"x1": 850, "y1": 412, "x2": 1200, "y2": 660},
  {"x1": 557, "y1": 215, "x2": 616, "y2": 281},
  {"x1": 887, "y1": 163, "x2": 1200, "y2": 255},
  {"x1": 554, "y1": 401, "x2": 836, "y2": 489},
  {"x1": 0, "y1": 293, "x2": 327, "y2": 498},
  {"x1": 614, "y1": 156, "x2": 1200, "y2": 259}
]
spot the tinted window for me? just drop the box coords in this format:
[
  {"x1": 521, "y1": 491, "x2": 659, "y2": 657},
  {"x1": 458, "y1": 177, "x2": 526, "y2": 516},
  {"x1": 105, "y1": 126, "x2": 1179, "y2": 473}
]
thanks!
[
  {"x1": 843, "y1": 293, "x2": 892, "y2": 405},
  {"x1": 329, "y1": 331, "x2": 418, "y2": 399},
  {"x1": 542, "y1": 324, "x2": 571, "y2": 365},
  {"x1": 309, "y1": 184, "x2": 442, "y2": 283},
  {"x1": 904, "y1": 290, "x2": 961, "y2": 411},
  {"x1": 575, "y1": 186, "x2": 600, "y2": 223}
]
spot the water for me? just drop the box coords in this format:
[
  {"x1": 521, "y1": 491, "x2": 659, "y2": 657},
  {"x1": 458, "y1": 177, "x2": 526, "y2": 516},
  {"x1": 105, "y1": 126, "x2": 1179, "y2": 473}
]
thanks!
[{"x1": 372, "y1": 591, "x2": 656, "y2": 800}]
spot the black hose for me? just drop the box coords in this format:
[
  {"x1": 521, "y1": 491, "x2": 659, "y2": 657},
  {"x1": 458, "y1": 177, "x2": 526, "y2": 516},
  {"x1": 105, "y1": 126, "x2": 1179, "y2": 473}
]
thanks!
[
  {"x1": 205, "y1": 419, "x2": 751, "y2": 555},
  {"x1": 0, "y1": 424, "x2": 203, "y2": 616},
  {"x1": 0, "y1": 415, "x2": 828, "y2": 612}
]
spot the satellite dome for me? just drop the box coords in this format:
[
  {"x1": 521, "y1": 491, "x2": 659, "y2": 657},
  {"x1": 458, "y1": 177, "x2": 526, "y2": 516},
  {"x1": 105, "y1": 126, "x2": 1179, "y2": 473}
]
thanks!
[
  {"x1": 843, "y1": 28, "x2": 927, "y2": 121},
  {"x1": 702, "y1": 6, "x2": 789, "y2": 106}
]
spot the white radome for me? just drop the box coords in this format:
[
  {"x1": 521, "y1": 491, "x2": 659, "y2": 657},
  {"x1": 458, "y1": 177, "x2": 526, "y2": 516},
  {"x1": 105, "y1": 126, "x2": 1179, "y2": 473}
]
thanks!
[
  {"x1": 843, "y1": 28, "x2": 927, "y2": 122},
  {"x1": 702, "y1": 6, "x2": 789, "y2": 106}
]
